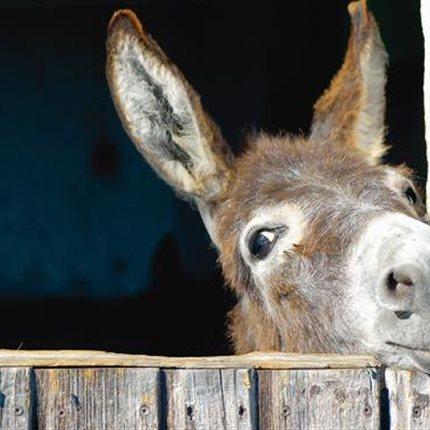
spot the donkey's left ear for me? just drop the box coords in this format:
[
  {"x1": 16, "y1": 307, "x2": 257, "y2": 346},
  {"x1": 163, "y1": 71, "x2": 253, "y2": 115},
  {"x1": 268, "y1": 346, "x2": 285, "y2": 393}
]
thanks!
[
  {"x1": 106, "y1": 10, "x2": 234, "y2": 205},
  {"x1": 310, "y1": 0, "x2": 388, "y2": 165}
]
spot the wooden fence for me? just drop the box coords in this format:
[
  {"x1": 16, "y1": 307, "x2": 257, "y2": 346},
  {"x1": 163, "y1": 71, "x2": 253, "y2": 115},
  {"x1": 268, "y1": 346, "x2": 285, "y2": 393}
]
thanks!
[{"x1": 0, "y1": 350, "x2": 426, "y2": 429}]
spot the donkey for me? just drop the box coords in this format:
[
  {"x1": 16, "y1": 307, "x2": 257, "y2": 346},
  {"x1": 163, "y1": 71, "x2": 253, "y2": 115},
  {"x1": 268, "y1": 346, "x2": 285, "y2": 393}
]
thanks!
[{"x1": 106, "y1": 0, "x2": 430, "y2": 371}]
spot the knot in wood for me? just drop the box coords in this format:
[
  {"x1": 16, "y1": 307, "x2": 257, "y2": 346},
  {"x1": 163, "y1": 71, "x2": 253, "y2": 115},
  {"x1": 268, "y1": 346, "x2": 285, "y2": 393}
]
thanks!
[
  {"x1": 413, "y1": 405, "x2": 422, "y2": 419},
  {"x1": 281, "y1": 405, "x2": 291, "y2": 418},
  {"x1": 363, "y1": 403, "x2": 372, "y2": 417},
  {"x1": 310, "y1": 385, "x2": 321, "y2": 396},
  {"x1": 140, "y1": 404, "x2": 150, "y2": 416},
  {"x1": 186, "y1": 405, "x2": 194, "y2": 421},
  {"x1": 14, "y1": 407, "x2": 24, "y2": 417}
]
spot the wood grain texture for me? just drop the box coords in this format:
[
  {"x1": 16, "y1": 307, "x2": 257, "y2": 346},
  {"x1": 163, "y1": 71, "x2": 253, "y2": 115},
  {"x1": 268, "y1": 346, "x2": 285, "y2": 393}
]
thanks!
[
  {"x1": 385, "y1": 368, "x2": 430, "y2": 429},
  {"x1": 0, "y1": 367, "x2": 33, "y2": 430},
  {"x1": 258, "y1": 368, "x2": 381, "y2": 430},
  {"x1": 165, "y1": 368, "x2": 257, "y2": 429},
  {"x1": 35, "y1": 368, "x2": 160, "y2": 430},
  {"x1": 0, "y1": 349, "x2": 379, "y2": 369}
]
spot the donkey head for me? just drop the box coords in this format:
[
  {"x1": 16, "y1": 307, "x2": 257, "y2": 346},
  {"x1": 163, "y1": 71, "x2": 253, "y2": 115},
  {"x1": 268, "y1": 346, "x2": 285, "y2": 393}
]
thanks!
[{"x1": 106, "y1": 1, "x2": 430, "y2": 371}]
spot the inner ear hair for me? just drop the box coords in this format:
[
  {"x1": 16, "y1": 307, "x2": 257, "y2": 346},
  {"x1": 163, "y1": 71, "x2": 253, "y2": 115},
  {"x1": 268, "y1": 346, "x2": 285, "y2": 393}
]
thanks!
[{"x1": 106, "y1": 9, "x2": 234, "y2": 203}]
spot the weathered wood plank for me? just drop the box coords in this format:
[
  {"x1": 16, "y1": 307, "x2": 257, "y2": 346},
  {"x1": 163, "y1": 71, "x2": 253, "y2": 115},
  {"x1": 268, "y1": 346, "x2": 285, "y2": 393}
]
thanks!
[
  {"x1": 0, "y1": 349, "x2": 379, "y2": 369},
  {"x1": 0, "y1": 367, "x2": 33, "y2": 430},
  {"x1": 165, "y1": 368, "x2": 257, "y2": 429},
  {"x1": 35, "y1": 368, "x2": 160, "y2": 430},
  {"x1": 258, "y1": 368, "x2": 381, "y2": 429},
  {"x1": 385, "y1": 368, "x2": 430, "y2": 429}
]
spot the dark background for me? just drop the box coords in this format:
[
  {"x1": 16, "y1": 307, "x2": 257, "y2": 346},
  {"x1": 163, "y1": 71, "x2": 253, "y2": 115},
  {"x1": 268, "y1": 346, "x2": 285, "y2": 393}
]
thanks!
[{"x1": 0, "y1": 0, "x2": 423, "y2": 355}]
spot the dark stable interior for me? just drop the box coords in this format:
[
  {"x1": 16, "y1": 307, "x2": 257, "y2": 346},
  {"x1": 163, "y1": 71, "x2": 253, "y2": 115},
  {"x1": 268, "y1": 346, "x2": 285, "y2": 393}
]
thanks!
[{"x1": 0, "y1": 0, "x2": 423, "y2": 355}]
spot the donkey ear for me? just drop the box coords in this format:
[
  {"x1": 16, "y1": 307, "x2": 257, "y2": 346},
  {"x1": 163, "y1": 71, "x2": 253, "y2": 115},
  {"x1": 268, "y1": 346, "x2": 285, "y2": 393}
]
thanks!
[
  {"x1": 106, "y1": 10, "x2": 234, "y2": 204},
  {"x1": 310, "y1": 0, "x2": 388, "y2": 165}
]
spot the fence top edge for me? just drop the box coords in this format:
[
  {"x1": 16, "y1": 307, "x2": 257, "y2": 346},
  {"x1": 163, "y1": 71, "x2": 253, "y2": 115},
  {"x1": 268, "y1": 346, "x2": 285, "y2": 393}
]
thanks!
[{"x1": 0, "y1": 349, "x2": 380, "y2": 369}]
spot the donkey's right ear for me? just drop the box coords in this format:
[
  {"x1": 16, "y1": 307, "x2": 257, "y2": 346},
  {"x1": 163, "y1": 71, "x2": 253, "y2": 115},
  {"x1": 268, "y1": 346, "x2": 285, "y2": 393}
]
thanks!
[{"x1": 106, "y1": 10, "x2": 234, "y2": 206}]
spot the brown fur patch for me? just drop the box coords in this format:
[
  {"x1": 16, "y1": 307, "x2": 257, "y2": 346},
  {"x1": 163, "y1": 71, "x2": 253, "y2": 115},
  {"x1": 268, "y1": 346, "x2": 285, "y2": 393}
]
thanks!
[{"x1": 228, "y1": 298, "x2": 281, "y2": 353}]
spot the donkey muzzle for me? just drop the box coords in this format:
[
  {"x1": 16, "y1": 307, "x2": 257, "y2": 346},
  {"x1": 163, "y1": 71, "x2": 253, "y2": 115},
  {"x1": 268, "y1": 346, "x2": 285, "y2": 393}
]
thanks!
[{"x1": 357, "y1": 212, "x2": 430, "y2": 317}]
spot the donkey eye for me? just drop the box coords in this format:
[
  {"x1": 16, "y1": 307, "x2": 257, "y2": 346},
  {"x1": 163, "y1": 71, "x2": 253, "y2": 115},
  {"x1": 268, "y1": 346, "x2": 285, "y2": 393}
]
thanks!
[
  {"x1": 248, "y1": 227, "x2": 285, "y2": 260},
  {"x1": 404, "y1": 187, "x2": 418, "y2": 205}
]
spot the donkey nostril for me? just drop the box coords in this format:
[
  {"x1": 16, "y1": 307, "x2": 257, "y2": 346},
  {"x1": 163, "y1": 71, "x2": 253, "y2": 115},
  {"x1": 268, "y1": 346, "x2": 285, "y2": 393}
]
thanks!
[
  {"x1": 387, "y1": 271, "x2": 398, "y2": 291},
  {"x1": 386, "y1": 270, "x2": 414, "y2": 293},
  {"x1": 379, "y1": 266, "x2": 418, "y2": 310}
]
